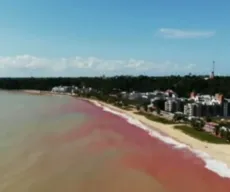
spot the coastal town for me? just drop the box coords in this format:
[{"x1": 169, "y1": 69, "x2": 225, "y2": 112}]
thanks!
[
  {"x1": 51, "y1": 85, "x2": 230, "y2": 143},
  {"x1": 3, "y1": 0, "x2": 230, "y2": 190}
]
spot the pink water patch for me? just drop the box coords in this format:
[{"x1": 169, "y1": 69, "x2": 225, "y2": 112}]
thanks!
[{"x1": 48, "y1": 98, "x2": 230, "y2": 191}]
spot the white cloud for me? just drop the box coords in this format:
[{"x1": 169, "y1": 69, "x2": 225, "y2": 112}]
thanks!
[
  {"x1": 157, "y1": 28, "x2": 215, "y2": 39},
  {"x1": 0, "y1": 55, "x2": 196, "y2": 77}
]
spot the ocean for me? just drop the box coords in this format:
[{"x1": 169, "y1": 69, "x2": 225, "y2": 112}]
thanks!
[{"x1": 0, "y1": 91, "x2": 230, "y2": 192}]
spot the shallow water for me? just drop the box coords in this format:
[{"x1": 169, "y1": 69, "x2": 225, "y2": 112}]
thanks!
[
  {"x1": 0, "y1": 92, "x2": 88, "y2": 191},
  {"x1": 0, "y1": 91, "x2": 230, "y2": 192},
  {"x1": 0, "y1": 92, "x2": 167, "y2": 192}
]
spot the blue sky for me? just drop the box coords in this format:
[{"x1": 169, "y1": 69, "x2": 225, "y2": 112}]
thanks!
[{"x1": 0, "y1": 0, "x2": 229, "y2": 77}]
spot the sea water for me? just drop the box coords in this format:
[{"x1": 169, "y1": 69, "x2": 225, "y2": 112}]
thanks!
[{"x1": 0, "y1": 91, "x2": 230, "y2": 192}]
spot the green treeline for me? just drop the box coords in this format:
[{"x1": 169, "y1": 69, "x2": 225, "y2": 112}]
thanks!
[{"x1": 0, "y1": 75, "x2": 230, "y2": 97}]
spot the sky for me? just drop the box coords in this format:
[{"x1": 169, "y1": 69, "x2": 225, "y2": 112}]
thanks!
[{"x1": 0, "y1": 0, "x2": 229, "y2": 77}]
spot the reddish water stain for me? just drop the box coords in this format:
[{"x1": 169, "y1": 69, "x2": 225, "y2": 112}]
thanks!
[{"x1": 49, "y1": 98, "x2": 230, "y2": 191}]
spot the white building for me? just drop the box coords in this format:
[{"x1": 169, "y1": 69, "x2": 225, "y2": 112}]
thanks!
[
  {"x1": 51, "y1": 86, "x2": 68, "y2": 93},
  {"x1": 164, "y1": 99, "x2": 177, "y2": 113}
]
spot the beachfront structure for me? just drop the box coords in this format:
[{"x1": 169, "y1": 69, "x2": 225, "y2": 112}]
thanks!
[
  {"x1": 183, "y1": 100, "x2": 230, "y2": 118},
  {"x1": 190, "y1": 92, "x2": 224, "y2": 105},
  {"x1": 51, "y1": 86, "x2": 78, "y2": 93},
  {"x1": 126, "y1": 91, "x2": 157, "y2": 103},
  {"x1": 164, "y1": 99, "x2": 177, "y2": 113},
  {"x1": 123, "y1": 90, "x2": 230, "y2": 118},
  {"x1": 51, "y1": 86, "x2": 68, "y2": 93},
  {"x1": 182, "y1": 92, "x2": 230, "y2": 117},
  {"x1": 184, "y1": 103, "x2": 195, "y2": 117},
  {"x1": 164, "y1": 99, "x2": 185, "y2": 113}
]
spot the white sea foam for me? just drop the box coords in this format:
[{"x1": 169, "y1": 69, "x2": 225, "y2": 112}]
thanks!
[{"x1": 95, "y1": 101, "x2": 230, "y2": 178}]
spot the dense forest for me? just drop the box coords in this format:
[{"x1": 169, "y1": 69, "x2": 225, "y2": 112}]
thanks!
[{"x1": 0, "y1": 75, "x2": 230, "y2": 97}]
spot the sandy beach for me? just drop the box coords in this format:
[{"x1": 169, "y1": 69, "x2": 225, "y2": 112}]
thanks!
[
  {"x1": 22, "y1": 90, "x2": 52, "y2": 95},
  {"x1": 86, "y1": 98, "x2": 230, "y2": 169},
  {"x1": 4, "y1": 89, "x2": 68, "y2": 96}
]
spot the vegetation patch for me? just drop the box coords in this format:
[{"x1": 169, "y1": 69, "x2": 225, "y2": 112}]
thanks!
[
  {"x1": 174, "y1": 125, "x2": 229, "y2": 144},
  {"x1": 121, "y1": 106, "x2": 133, "y2": 111},
  {"x1": 135, "y1": 111, "x2": 175, "y2": 124}
]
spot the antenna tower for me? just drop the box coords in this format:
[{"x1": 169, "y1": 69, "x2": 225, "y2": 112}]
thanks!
[
  {"x1": 210, "y1": 61, "x2": 215, "y2": 79},
  {"x1": 212, "y1": 61, "x2": 215, "y2": 74}
]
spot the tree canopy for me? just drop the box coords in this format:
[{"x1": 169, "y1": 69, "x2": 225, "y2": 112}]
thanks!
[{"x1": 0, "y1": 75, "x2": 229, "y2": 97}]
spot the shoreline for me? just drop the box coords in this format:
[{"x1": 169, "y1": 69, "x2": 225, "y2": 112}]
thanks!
[
  {"x1": 83, "y1": 98, "x2": 230, "y2": 170},
  {"x1": 2, "y1": 91, "x2": 230, "y2": 191},
  {"x1": 1, "y1": 89, "x2": 48, "y2": 95},
  {"x1": 2, "y1": 89, "x2": 72, "y2": 96},
  {"x1": 4, "y1": 90, "x2": 230, "y2": 173}
]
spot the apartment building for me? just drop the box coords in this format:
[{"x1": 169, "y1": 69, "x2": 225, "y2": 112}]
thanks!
[
  {"x1": 223, "y1": 99, "x2": 230, "y2": 117},
  {"x1": 185, "y1": 92, "x2": 229, "y2": 117},
  {"x1": 164, "y1": 99, "x2": 177, "y2": 113},
  {"x1": 184, "y1": 103, "x2": 196, "y2": 116}
]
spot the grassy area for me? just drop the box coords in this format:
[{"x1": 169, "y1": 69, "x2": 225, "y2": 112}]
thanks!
[
  {"x1": 121, "y1": 105, "x2": 134, "y2": 111},
  {"x1": 79, "y1": 96, "x2": 229, "y2": 144},
  {"x1": 135, "y1": 111, "x2": 175, "y2": 124},
  {"x1": 174, "y1": 125, "x2": 229, "y2": 144}
]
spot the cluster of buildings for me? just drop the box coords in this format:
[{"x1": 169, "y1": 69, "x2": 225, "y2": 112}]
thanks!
[
  {"x1": 51, "y1": 85, "x2": 230, "y2": 118},
  {"x1": 156, "y1": 91, "x2": 230, "y2": 118},
  {"x1": 51, "y1": 85, "x2": 93, "y2": 95},
  {"x1": 121, "y1": 90, "x2": 177, "y2": 103},
  {"x1": 122, "y1": 90, "x2": 230, "y2": 118}
]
